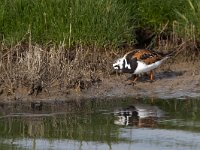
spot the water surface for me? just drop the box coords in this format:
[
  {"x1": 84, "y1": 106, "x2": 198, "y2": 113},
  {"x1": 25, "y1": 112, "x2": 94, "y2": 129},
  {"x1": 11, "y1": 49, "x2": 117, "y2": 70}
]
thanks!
[{"x1": 0, "y1": 98, "x2": 200, "y2": 150}]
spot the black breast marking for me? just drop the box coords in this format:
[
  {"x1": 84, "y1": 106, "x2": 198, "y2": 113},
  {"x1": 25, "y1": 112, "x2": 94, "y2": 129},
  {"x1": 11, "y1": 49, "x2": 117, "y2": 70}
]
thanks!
[
  {"x1": 122, "y1": 59, "x2": 126, "y2": 70},
  {"x1": 122, "y1": 59, "x2": 132, "y2": 73},
  {"x1": 125, "y1": 51, "x2": 138, "y2": 73},
  {"x1": 129, "y1": 57, "x2": 138, "y2": 73},
  {"x1": 126, "y1": 50, "x2": 137, "y2": 62},
  {"x1": 122, "y1": 57, "x2": 138, "y2": 73}
]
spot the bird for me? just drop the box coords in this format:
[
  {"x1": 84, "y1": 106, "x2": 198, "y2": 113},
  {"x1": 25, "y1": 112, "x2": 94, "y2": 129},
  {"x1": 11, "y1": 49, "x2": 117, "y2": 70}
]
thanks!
[{"x1": 112, "y1": 49, "x2": 171, "y2": 84}]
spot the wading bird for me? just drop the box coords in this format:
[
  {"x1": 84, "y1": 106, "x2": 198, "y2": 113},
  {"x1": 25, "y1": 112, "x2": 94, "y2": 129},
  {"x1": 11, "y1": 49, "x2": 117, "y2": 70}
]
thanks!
[{"x1": 113, "y1": 49, "x2": 171, "y2": 85}]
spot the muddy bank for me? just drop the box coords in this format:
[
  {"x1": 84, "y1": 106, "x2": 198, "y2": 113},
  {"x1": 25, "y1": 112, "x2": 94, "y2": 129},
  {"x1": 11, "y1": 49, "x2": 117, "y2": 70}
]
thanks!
[
  {"x1": 0, "y1": 61, "x2": 199, "y2": 103},
  {"x1": 85, "y1": 62, "x2": 200, "y2": 99}
]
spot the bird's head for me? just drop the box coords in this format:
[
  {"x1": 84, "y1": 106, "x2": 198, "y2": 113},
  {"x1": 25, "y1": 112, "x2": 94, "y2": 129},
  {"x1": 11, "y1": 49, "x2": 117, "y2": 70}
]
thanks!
[{"x1": 113, "y1": 57, "x2": 125, "y2": 71}]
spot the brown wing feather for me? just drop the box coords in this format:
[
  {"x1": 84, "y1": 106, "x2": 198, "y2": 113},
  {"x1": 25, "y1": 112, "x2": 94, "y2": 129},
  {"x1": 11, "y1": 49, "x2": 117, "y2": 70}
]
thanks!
[
  {"x1": 142, "y1": 56, "x2": 161, "y2": 64},
  {"x1": 125, "y1": 49, "x2": 163, "y2": 65}
]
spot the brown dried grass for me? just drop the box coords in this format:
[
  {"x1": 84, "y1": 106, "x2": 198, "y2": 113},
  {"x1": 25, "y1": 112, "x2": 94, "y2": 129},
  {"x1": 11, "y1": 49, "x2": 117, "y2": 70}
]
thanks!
[
  {"x1": 145, "y1": 22, "x2": 200, "y2": 62},
  {"x1": 0, "y1": 40, "x2": 116, "y2": 97},
  {"x1": 1, "y1": 23, "x2": 200, "y2": 99}
]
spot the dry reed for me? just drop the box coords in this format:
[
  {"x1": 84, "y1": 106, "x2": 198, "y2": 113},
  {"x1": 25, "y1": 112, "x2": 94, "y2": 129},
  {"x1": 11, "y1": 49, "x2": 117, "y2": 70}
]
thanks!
[{"x1": 0, "y1": 39, "x2": 115, "y2": 98}]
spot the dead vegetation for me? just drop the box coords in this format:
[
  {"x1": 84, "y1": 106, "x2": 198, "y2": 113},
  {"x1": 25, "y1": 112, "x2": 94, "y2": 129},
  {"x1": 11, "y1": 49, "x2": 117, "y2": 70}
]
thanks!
[
  {"x1": 155, "y1": 22, "x2": 200, "y2": 62},
  {"x1": 0, "y1": 27, "x2": 200, "y2": 101},
  {"x1": 0, "y1": 40, "x2": 116, "y2": 99}
]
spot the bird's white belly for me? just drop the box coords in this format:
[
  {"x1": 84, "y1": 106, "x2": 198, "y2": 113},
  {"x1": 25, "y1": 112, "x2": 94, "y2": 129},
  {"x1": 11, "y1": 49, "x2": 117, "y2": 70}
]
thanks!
[{"x1": 134, "y1": 60, "x2": 162, "y2": 74}]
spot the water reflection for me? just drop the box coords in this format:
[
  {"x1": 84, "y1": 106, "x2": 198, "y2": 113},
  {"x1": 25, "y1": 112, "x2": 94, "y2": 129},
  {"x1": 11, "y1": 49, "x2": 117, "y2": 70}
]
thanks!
[
  {"x1": 0, "y1": 98, "x2": 200, "y2": 150},
  {"x1": 114, "y1": 105, "x2": 165, "y2": 127}
]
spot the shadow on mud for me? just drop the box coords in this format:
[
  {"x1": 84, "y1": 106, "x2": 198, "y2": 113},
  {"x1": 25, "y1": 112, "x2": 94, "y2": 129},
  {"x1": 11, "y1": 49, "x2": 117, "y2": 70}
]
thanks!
[
  {"x1": 136, "y1": 70, "x2": 186, "y2": 82},
  {"x1": 157, "y1": 70, "x2": 186, "y2": 79}
]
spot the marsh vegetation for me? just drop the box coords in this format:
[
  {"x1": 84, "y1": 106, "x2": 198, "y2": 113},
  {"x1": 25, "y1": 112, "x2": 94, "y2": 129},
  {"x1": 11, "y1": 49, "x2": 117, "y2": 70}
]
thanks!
[{"x1": 0, "y1": 0, "x2": 200, "y2": 100}]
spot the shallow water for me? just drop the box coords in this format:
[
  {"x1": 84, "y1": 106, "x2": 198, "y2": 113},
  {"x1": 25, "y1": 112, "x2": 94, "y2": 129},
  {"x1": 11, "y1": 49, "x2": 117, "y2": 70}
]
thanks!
[{"x1": 0, "y1": 98, "x2": 200, "y2": 150}]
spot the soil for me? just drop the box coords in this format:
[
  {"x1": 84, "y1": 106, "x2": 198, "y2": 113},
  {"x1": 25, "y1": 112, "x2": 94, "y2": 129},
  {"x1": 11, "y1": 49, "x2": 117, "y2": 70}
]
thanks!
[
  {"x1": 85, "y1": 62, "x2": 200, "y2": 100},
  {"x1": 0, "y1": 61, "x2": 200, "y2": 103}
]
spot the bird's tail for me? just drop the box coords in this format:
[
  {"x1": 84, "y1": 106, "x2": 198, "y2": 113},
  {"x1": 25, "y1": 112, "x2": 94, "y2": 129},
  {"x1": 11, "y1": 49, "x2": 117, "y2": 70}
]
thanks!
[{"x1": 161, "y1": 56, "x2": 170, "y2": 62}]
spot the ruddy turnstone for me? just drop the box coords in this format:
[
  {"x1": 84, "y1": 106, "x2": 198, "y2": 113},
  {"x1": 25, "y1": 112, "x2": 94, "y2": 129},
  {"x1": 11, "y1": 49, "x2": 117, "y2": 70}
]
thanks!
[{"x1": 113, "y1": 49, "x2": 171, "y2": 84}]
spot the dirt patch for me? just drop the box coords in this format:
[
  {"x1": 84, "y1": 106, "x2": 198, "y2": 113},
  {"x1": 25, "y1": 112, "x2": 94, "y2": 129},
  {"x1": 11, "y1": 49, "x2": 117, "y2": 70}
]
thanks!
[
  {"x1": 83, "y1": 61, "x2": 200, "y2": 99},
  {"x1": 0, "y1": 61, "x2": 199, "y2": 103}
]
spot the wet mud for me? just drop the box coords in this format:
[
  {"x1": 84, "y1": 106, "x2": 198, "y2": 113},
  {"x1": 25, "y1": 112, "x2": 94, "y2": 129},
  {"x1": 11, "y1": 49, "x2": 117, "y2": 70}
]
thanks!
[
  {"x1": 84, "y1": 62, "x2": 200, "y2": 100},
  {"x1": 0, "y1": 62, "x2": 200, "y2": 103}
]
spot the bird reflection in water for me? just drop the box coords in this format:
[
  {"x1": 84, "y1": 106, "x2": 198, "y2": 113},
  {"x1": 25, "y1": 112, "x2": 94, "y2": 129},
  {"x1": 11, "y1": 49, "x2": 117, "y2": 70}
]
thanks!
[{"x1": 113, "y1": 105, "x2": 165, "y2": 128}]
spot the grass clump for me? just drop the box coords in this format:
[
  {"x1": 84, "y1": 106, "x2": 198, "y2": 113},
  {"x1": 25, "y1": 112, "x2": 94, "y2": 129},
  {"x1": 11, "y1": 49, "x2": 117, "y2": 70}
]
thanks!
[
  {"x1": 1, "y1": 0, "x2": 200, "y2": 100},
  {"x1": 1, "y1": 0, "x2": 200, "y2": 49},
  {"x1": 0, "y1": 0, "x2": 133, "y2": 47},
  {"x1": 0, "y1": 41, "x2": 115, "y2": 98},
  {"x1": 129, "y1": 0, "x2": 200, "y2": 58},
  {"x1": 175, "y1": 0, "x2": 200, "y2": 38}
]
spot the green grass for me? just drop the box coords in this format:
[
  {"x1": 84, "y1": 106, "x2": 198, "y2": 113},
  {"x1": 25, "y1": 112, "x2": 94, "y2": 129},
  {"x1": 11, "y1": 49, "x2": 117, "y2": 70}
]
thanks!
[
  {"x1": 175, "y1": 0, "x2": 200, "y2": 39},
  {"x1": 133, "y1": 0, "x2": 200, "y2": 42},
  {"x1": 132, "y1": 0, "x2": 187, "y2": 27},
  {"x1": 1, "y1": 0, "x2": 200, "y2": 47},
  {"x1": 0, "y1": 0, "x2": 133, "y2": 46}
]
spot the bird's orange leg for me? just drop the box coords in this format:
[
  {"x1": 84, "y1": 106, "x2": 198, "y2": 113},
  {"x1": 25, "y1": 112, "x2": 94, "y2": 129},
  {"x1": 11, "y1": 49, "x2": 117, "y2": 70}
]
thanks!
[
  {"x1": 149, "y1": 70, "x2": 154, "y2": 82},
  {"x1": 132, "y1": 75, "x2": 139, "y2": 83},
  {"x1": 126, "y1": 74, "x2": 138, "y2": 85}
]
